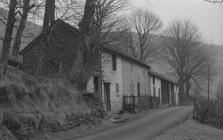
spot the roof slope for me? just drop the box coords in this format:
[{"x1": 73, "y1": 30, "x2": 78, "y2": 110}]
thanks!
[
  {"x1": 148, "y1": 70, "x2": 178, "y2": 84},
  {"x1": 21, "y1": 19, "x2": 151, "y2": 69}
]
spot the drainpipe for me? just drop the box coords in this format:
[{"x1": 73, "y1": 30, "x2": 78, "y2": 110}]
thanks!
[{"x1": 99, "y1": 49, "x2": 103, "y2": 110}]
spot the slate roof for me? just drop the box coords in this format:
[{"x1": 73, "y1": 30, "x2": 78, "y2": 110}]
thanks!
[
  {"x1": 148, "y1": 70, "x2": 178, "y2": 84},
  {"x1": 20, "y1": 19, "x2": 151, "y2": 70}
]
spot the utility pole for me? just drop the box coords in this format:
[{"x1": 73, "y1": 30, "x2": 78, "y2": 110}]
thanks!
[{"x1": 208, "y1": 64, "x2": 210, "y2": 101}]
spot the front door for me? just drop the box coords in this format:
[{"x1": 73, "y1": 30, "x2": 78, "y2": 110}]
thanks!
[{"x1": 104, "y1": 82, "x2": 111, "y2": 111}]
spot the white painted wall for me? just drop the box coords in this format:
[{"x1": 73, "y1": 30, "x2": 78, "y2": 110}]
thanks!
[
  {"x1": 149, "y1": 75, "x2": 162, "y2": 102},
  {"x1": 121, "y1": 59, "x2": 150, "y2": 97},
  {"x1": 174, "y1": 85, "x2": 179, "y2": 105},
  {"x1": 101, "y1": 52, "x2": 123, "y2": 113},
  {"x1": 87, "y1": 76, "x2": 94, "y2": 93}
]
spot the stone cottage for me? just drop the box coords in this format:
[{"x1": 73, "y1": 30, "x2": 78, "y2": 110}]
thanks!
[
  {"x1": 148, "y1": 70, "x2": 179, "y2": 106},
  {"x1": 20, "y1": 19, "x2": 178, "y2": 113}
]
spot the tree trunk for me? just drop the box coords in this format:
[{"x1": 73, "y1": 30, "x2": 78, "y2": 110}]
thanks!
[
  {"x1": 71, "y1": 0, "x2": 96, "y2": 91},
  {"x1": 185, "y1": 77, "x2": 191, "y2": 99},
  {"x1": 49, "y1": 0, "x2": 55, "y2": 26},
  {"x1": 1, "y1": 0, "x2": 17, "y2": 75},
  {"x1": 12, "y1": 0, "x2": 30, "y2": 57},
  {"x1": 42, "y1": 0, "x2": 50, "y2": 35},
  {"x1": 179, "y1": 78, "x2": 185, "y2": 104},
  {"x1": 35, "y1": 0, "x2": 55, "y2": 75},
  {"x1": 1, "y1": 0, "x2": 17, "y2": 62}
]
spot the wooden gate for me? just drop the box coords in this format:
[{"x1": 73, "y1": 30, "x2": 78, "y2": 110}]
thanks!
[{"x1": 123, "y1": 96, "x2": 139, "y2": 113}]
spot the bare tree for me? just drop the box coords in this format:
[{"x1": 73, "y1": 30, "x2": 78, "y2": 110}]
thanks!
[
  {"x1": 35, "y1": 0, "x2": 56, "y2": 75},
  {"x1": 163, "y1": 19, "x2": 210, "y2": 103},
  {"x1": 69, "y1": 0, "x2": 128, "y2": 91},
  {"x1": 0, "y1": 0, "x2": 17, "y2": 75},
  {"x1": 0, "y1": 0, "x2": 44, "y2": 68},
  {"x1": 121, "y1": 9, "x2": 163, "y2": 63},
  {"x1": 12, "y1": 0, "x2": 36, "y2": 57},
  {"x1": 93, "y1": 0, "x2": 128, "y2": 46}
]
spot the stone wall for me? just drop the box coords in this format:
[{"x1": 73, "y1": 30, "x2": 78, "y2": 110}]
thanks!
[
  {"x1": 101, "y1": 52, "x2": 123, "y2": 113},
  {"x1": 121, "y1": 58, "x2": 151, "y2": 98},
  {"x1": 174, "y1": 85, "x2": 179, "y2": 105},
  {"x1": 150, "y1": 76, "x2": 161, "y2": 97}
]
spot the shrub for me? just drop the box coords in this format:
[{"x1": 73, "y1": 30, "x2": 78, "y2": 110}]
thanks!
[
  {"x1": 195, "y1": 97, "x2": 223, "y2": 128},
  {"x1": 0, "y1": 66, "x2": 102, "y2": 139}
]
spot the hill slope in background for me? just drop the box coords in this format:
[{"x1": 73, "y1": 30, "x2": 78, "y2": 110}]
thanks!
[{"x1": 149, "y1": 43, "x2": 223, "y2": 99}]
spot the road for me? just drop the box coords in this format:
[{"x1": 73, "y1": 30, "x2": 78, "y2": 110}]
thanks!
[{"x1": 72, "y1": 106, "x2": 193, "y2": 140}]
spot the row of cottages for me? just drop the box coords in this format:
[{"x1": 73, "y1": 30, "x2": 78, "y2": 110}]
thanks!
[
  {"x1": 149, "y1": 71, "x2": 179, "y2": 107},
  {"x1": 20, "y1": 19, "x2": 179, "y2": 113}
]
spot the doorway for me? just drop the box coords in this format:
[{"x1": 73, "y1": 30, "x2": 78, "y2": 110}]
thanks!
[{"x1": 104, "y1": 82, "x2": 111, "y2": 111}]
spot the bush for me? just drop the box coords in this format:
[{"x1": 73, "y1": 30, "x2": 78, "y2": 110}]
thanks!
[
  {"x1": 0, "y1": 66, "x2": 103, "y2": 139},
  {"x1": 195, "y1": 97, "x2": 223, "y2": 128}
]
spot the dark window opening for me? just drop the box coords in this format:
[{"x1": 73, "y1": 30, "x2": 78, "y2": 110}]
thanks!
[
  {"x1": 112, "y1": 54, "x2": 117, "y2": 71},
  {"x1": 116, "y1": 83, "x2": 119, "y2": 92},
  {"x1": 137, "y1": 83, "x2": 140, "y2": 97},
  {"x1": 153, "y1": 87, "x2": 156, "y2": 96},
  {"x1": 94, "y1": 76, "x2": 99, "y2": 92},
  {"x1": 153, "y1": 76, "x2": 155, "y2": 85},
  {"x1": 137, "y1": 83, "x2": 141, "y2": 104}
]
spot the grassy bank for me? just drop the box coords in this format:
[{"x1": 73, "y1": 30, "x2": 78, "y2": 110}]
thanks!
[
  {"x1": 0, "y1": 66, "x2": 100, "y2": 140},
  {"x1": 151, "y1": 119, "x2": 223, "y2": 140}
]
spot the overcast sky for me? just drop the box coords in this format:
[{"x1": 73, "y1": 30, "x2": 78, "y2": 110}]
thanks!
[{"x1": 129, "y1": 0, "x2": 223, "y2": 45}]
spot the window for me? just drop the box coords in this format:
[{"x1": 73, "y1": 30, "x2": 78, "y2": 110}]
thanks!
[
  {"x1": 137, "y1": 83, "x2": 140, "y2": 97},
  {"x1": 153, "y1": 87, "x2": 156, "y2": 97},
  {"x1": 94, "y1": 76, "x2": 99, "y2": 92},
  {"x1": 116, "y1": 83, "x2": 119, "y2": 93},
  {"x1": 153, "y1": 76, "x2": 155, "y2": 85},
  {"x1": 112, "y1": 54, "x2": 117, "y2": 71}
]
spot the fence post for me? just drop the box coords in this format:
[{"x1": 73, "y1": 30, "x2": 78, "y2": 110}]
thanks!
[{"x1": 193, "y1": 97, "x2": 196, "y2": 119}]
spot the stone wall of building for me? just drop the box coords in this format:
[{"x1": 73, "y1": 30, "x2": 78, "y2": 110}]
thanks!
[
  {"x1": 150, "y1": 76, "x2": 161, "y2": 98},
  {"x1": 121, "y1": 59, "x2": 150, "y2": 97},
  {"x1": 101, "y1": 52, "x2": 123, "y2": 113},
  {"x1": 174, "y1": 85, "x2": 179, "y2": 105}
]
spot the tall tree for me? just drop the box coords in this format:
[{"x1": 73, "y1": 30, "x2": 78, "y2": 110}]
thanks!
[
  {"x1": 69, "y1": 0, "x2": 97, "y2": 90},
  {"x1": 0, "y1": 0, "x2": 43, "y2": 67},
  {"x1": 35, "y1": 0, "x2": 55, "y2": 75},
  {"x1": 70, "y1": 0, "x2": 128, "y2": 90},
  {"x1": 0, "y1": 0, "x2": 17, "y2": 75},
  {"x1": 122, "y1": 9, "x2": 163, "y2": 63},
  {"x1": 163, "y1": 19, "x2": 209, "y2": 103},
  {"x1": 93, "y1": 0, "x2": 128, "y2": 46},
  {"x1": 12, "y1": 0, "x2": 35, "y2": 57}
]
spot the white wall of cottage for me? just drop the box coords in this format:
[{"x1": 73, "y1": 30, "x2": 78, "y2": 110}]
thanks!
[
  {"x1": 121, "y1": 59, "x2": 150, "y2": 97},
  {"x1": 174, "y1": 85, "x2": 179, "y2": 105},
  {"x1": 87, "y1": 77, "x2": 94, "y2": 93},
  {"x1": 150, "y1": 76, "x2": 161, "y2": 98},
  {"x1": 101, "y1": 52, "x2": 123, "y2": 113},
  {"x1": 86, "y1": 51, "x2": 180, "y2": 112}
]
